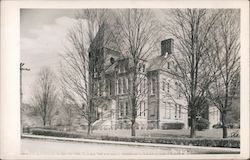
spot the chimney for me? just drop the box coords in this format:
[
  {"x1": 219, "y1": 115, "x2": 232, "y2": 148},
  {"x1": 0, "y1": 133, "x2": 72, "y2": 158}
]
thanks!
[{"x1": 161, "y1": 38, "x2": 174, "y2": 56}]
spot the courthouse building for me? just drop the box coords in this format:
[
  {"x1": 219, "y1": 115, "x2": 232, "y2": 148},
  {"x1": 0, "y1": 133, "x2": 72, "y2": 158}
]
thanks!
[{"x1": 88, "y1": 23, "x2": 220, "y2": 130}]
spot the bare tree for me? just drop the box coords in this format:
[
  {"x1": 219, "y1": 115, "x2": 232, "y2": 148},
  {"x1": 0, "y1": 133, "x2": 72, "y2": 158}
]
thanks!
[
  {"x1": 208, "y1": 10, "x2": 240, "y2": 138},
  {"x1": 114, "y1": 9, "x2": 161, "y2": 136},
  {"x1": 32, "y1": 67, "x2": 58, "y2": 126},
  {"x1": 60, "y1": 9, "x2": 111, "y2": 136},
  {"x1": 164, "y1": 9, "x2": 221, "y2": 138}
]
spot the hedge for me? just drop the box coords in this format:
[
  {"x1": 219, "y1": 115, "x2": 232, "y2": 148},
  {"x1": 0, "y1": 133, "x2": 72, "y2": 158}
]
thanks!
[
  {"x1": 161, "y1": 122, "x2": 184, "y2": 130},
  {"x1": 29, "y1": 129, "x2": 240, "y2": 148}
]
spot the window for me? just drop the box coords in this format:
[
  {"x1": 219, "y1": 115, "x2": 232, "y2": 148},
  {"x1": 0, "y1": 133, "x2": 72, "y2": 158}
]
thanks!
[
  {"x1": 167, "y1": 82, "x2": 170, "y2": 93},
  {"x1": 119, "y1": 63, "x2": 122, "y2": 73},
  {"x1": 119, "y1": 61, "x2": 126, "y2": 73},
  {"x1": 118, "y1": 79, "x2": 122, "y2": 94},
  {"x1": 99, "y1": 81, "x2": 102, "y2": 96},
  {"x1": 144, "y1": 78, "x2": 147, "y2": 94},
  {"x1": 163, "y1": 102, "x2": 167, "y2": 119},
  {"x1": 152, "y1": 78, "x2": 156, "y2": 94},
  {"x1": 139, "y1": 101, "x2": 145, "y2": 117},
  {"x1": 94, "y1": 68, "x2": 98, "y2": 78},
  {"x1": 104, "y1": 104, "x2": 108, "y2": 111},
  {"x1": 179, "y1": 105, "x2": 182, "y2": 118},
  {"x1": 168, "y1": 103, "x2": 171, "y2": 119},
  {"x1": 175, "y1": 104, "x2": 178, "y2": 119},
  {"x1": 143, "y1": 102, "x2": 146, "y2": 117},
  {"x1": 150, "y1": 102, "x2": 156, "y2": 116},
  {"x1": 128, "y1": 77, "x2": 131, "y2": 92},
  {"x1": 119, "y1": 102, "x2": 124, "y2": 117},
  {"x1": 109, "y1": 81, "x2": 112, "y2": 95},
  {"x1": 142, "y1": 64, "x2": 145, "y2": 72},
  {"x1": 162, "y1": 80, "x2": 166, "y2": 91},
  {"x1": 140, "y1": 80, "x2": 143, "y2": 94},
  {"x1": 139, "y1": 102, "x2": 142, "y2": 116},
  {"x1": 123, "y1": 78, "x2": 127, "y2": 93},
  {"x1": 93, "y1": 83, "x2": 97, "y2": 96},
  {"x1": 175, "y1": 82, "x2": 178, "y2": 98},
  {"x1": 125, "y1": 102, "x2": 129, "y2": 116},
  {"x1": 178, "y1": 83, "x2": 181, "y2": 98}
]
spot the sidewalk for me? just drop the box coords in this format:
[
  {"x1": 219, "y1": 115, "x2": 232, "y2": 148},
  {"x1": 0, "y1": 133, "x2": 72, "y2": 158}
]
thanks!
[{"x1": 22, "y1": 134, "x2": 240, "y2": 153}]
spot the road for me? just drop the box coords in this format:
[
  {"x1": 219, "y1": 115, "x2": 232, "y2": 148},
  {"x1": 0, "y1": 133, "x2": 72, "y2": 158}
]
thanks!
[{"x1": 21, "y1": 138, "x2": 239, "y2": 155}]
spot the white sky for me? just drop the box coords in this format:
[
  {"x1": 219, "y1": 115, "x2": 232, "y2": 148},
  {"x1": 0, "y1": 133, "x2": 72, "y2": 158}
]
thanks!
[
  {"x1": 21, "y1": 9, "x2": 80, "y2": 103},
  {"x1": 20, "y1": 9, "x2": 167, "y2": 104}
]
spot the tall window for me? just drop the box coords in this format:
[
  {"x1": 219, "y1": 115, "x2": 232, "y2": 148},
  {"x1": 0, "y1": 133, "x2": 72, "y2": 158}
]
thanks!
[
  {"x1": 93, "y1": 83, "x2": 97, "y2": 96},
  {"x1": 179, "y1": 105, "x2": 182, "y2": 118},
  {"x1": 99, "y1": 81, "x2": 102, "y2": 96},
  {"x1": 142, "y1": 64, "x2": 145, "y2": 72},
  {"x1": 143, "y1": 102, "x2": 146, "y2": 117},
  {"x1": 144, "y1": 78, "x2": 147, "y2": 94},
  {"x1": 139, "y1": 102, "x2": 142, "y2": 116},
  {"x1": 94, "y1": 68, "x2": 98, "y2": 78},
  {"x1": 168, "y1": 103, "x2": 171, "y2": 119},
  {"x1": 167, "y1": 82, "x2": 170, "y2": 93},
  {"x1": 120, "y1": 102, "x2": 124, "y2": 117},
  {"x1": 125, "y1": 102, "x2": 129, "y2": 116},
  {"x1": 175, "y1": 104, "x2": 178, "y2": 119},
  {"x1": 152, "y1": 78, "x2": 156, "y2": 94},
  {"x1": 150, "y1": 102, "x2": 156, "y2": 116},
  {"x1": 123, "y1": 77, "x2": 127, "y2": 93},
  {"x1": 118, "y1": 79, "x2": 122, "y2": 94},
  {"x1": 162, "y1": 80, "x2": 166, "y2": 91},
  {"x1": 178, "y1": 83, "x2": 181, "y2": 98},
  {"x1": 139, "y1": 101, "x2": 145, "y2": 117},
  {"x1": 163, "y1": 102, "x2": 167, "y2": 119},
  {"x1": 119, "y1": 63, "x2": 123, "y2": 73},
  {"x1": 109, "y1": 81, "x2": 112, "y2": 95},
  {"x1": 127, "y1": 78, "x2": 130, "y2": 92},
  {"x1": 140, "y1": 80, "x2": 143, "y2": 94}
]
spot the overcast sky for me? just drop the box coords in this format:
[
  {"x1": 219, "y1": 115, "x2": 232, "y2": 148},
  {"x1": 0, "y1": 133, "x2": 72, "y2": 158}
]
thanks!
[
  {"x1": 21, "y1": 9, "x2": 80, "y2": 103},
  {"x1": 21, "y1": 9, "x2": 167, "y2": 103}
]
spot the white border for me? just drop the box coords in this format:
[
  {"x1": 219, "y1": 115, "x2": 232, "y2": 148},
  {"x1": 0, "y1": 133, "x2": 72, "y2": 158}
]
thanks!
[{"x1": 1, "y1": 0, "x2": 249, "y2": 159}]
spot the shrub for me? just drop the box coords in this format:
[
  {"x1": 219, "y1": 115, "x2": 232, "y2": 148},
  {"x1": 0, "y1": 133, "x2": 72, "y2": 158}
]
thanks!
[
  {"x1": 161, "y1": 122, "x2": 184, "y2": 130},
  {"x1": 98, "y1": 136, "x2": 239, "y2": 148},
  {"x1": 196, "y1": 118, "x2": 209, "y2": 131},
  {"x1": 30, "y1": 129, "x2": 83, "y2": 138},
  {"x1": 29, "y1": 128, "x2": 240, "y2": 148}
]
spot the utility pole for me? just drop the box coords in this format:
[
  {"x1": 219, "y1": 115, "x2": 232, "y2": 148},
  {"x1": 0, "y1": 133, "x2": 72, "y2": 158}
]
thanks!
[{"x1": 20, "y1": 63, "x2": 30, "y2": 134}]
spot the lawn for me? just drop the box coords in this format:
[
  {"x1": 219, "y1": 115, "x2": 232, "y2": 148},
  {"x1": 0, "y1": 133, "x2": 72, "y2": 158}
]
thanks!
[{"x1": 78, "y1": 128, "x2": 240, "y2": 139}]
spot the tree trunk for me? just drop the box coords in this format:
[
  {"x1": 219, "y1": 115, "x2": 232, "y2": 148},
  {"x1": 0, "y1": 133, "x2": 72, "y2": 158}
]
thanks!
[
  {"x1": 87, "y1": 121, "x2": 92, "y2": 136},
  {"x1": 131, "y1": 120, "x2": 136, "y2": 136},
  {"x1": 221, "y1": 112, "x2": 227, "y2": 138},
  {"x1": 190, "y1": 114, "x2": 196, "y2": 138},
  {"x1": 43, "y1": 115, "x2": 46, "y2": 126}
]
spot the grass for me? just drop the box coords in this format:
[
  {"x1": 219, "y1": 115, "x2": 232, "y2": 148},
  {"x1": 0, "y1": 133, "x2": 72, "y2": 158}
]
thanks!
[{"x1": 76, "y1": 128, "x2": 240, "y2": 139}]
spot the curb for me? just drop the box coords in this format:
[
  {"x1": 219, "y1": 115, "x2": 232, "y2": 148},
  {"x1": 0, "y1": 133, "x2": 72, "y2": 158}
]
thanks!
[{"x1": 22, "y1": 134, "x2": 240, "y2": 153}]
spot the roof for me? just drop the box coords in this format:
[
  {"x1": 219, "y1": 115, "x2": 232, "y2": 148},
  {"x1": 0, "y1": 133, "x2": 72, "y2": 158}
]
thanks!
[{"x1": 147, "y1": 54, "x2": 172, "y2": 71}]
